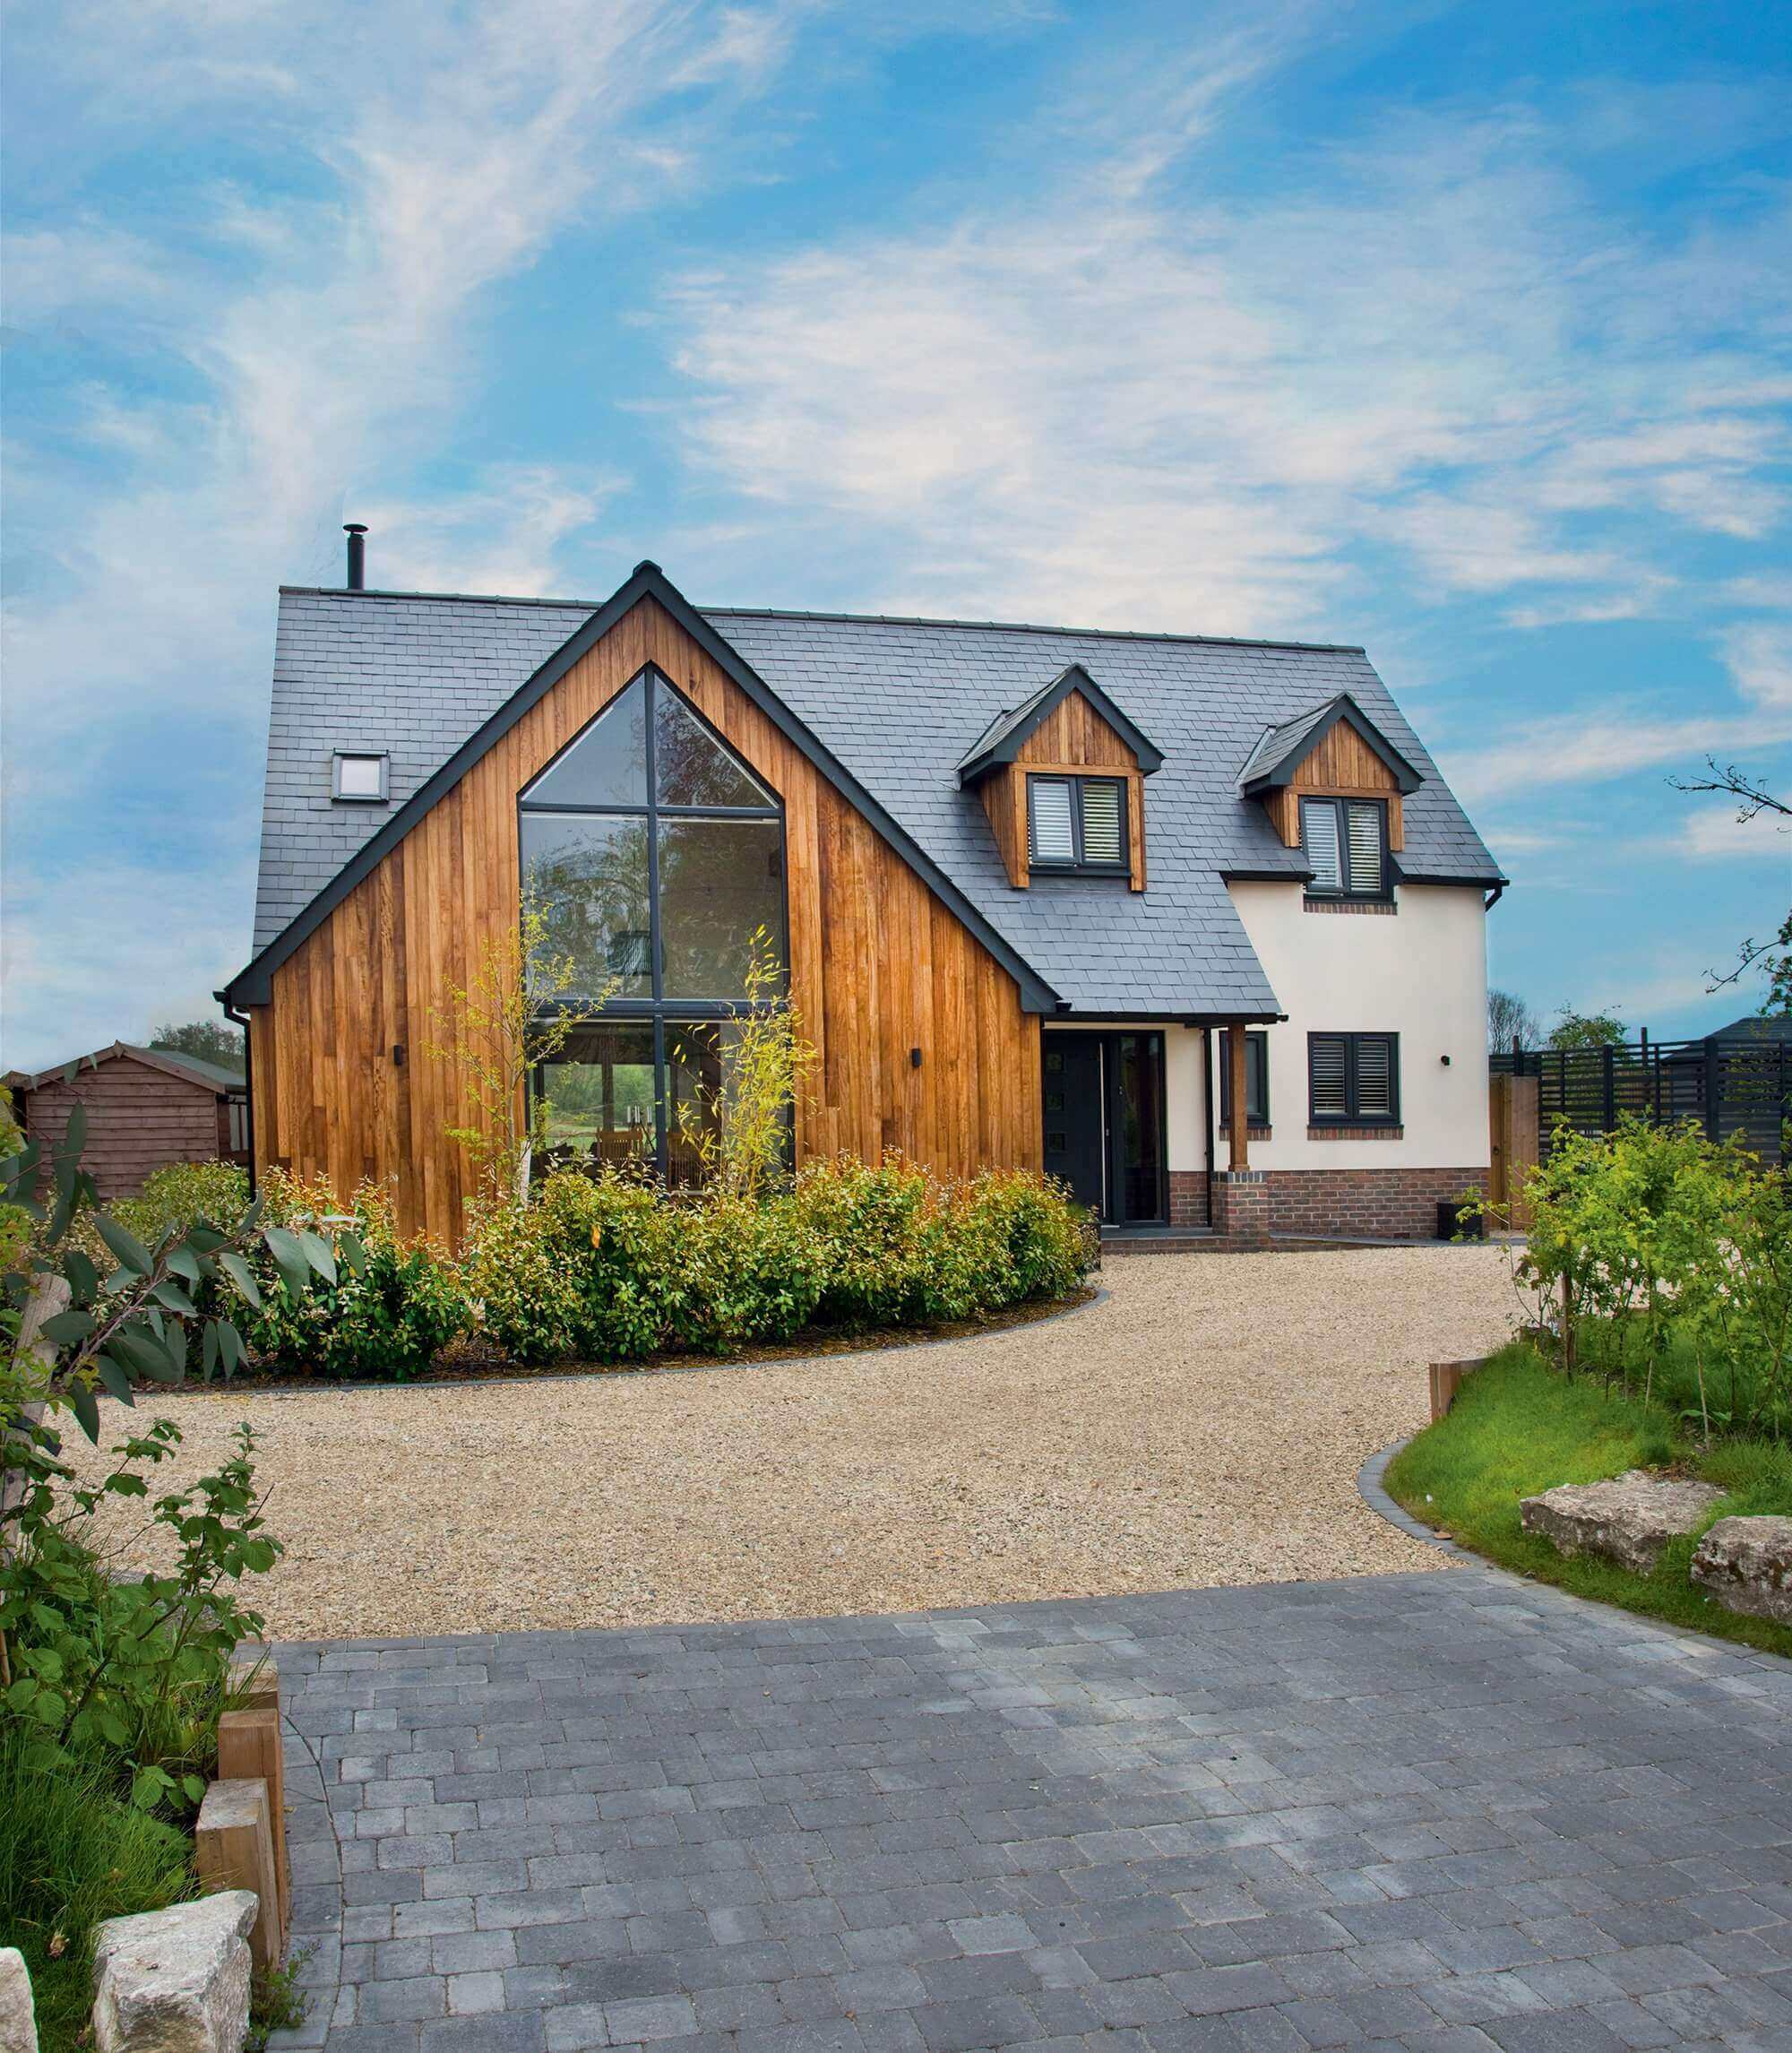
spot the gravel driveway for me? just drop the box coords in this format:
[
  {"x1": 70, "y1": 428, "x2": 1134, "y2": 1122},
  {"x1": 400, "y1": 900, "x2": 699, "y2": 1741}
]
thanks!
[{"x1": 66, "y1": 1246, "x2": 1515, "y2": 1641}]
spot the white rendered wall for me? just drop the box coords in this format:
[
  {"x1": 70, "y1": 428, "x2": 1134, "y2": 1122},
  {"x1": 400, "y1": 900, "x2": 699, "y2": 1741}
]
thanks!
[{"x1": 1225, "y1": 881, "x2": 1490, "y2": 1170}]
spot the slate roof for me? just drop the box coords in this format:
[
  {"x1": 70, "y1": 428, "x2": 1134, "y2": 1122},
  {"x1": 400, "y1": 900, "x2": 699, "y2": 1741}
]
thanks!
[{"x1": 246, "y1": 582, "x2": 1503, "y2": 1019}]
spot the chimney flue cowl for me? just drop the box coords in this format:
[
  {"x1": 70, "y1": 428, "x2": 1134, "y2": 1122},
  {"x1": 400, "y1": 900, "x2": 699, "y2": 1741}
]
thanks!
[{"x1": 344, "y1": 522, "x2": 368, "y2": 591}]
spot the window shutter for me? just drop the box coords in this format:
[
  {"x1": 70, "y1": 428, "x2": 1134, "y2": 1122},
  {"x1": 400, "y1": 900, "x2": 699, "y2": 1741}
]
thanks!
[
  {"x1": 1346, "y1": 802, "x2": 1384, "y2": 894},
  {"x1": 1310, "y1": 1036, "x2": 1348, "y2": 1119},
  {"x1": 1080, "y1": 779, "x2": 1125, "y2": 866},
  {"x1": 1300, "y1": 798, "x2": 1341, "y2": 891},
  {"x1": 1355, "y1": 1036, "x2": 1394, "y2": 1117},
  {"x1": 1030, "y1": 778, "x2": 1075, "y2": 863}
]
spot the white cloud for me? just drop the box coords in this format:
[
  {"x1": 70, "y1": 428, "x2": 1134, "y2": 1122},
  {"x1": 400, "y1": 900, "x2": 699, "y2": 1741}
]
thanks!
[
  {"x1": 1677, "y1": 803, "x2": 1792, "y2": 864},
  {"x1": 664, "y1": 73, "x2": 1791, "y2": 633},
  {"x1": 1724, "y1": 621, "x2": 1792, "y2": 712}
]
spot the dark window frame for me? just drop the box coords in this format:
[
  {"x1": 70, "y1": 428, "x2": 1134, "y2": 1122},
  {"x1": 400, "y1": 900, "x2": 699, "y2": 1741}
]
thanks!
[
  {"x1": 1217, "y1": 1028, "x2": 1270, "y2": 1127},
  {"x1": 519, "y1": 665, "x2": 790, "y2": 1181},
  {"x1": 332, "y1": 750, "x2": 391, "y2": 803},
  {"x1": 1306, "y1": 1031, "x2": 1401, "y2": 1126},
  {"x1": 1027, "y1": 772, "x2": 1131, "y2": 876},
  {"x1": 1299, "y1": 794, "x2": 1391, "y2": 901}
]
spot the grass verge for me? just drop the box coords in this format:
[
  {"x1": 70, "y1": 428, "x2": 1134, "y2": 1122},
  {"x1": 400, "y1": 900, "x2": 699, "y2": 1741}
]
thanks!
[
  {"x1": 1386, "y1": 1341, "x2": 1792, "y2": 1661},
  {"x1": 0, "y1": 1724, "x2": 194, "y2": 2051}
]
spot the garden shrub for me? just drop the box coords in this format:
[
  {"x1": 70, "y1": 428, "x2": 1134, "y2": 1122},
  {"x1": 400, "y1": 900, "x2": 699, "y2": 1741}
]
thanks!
[
  {"x1": 110, "y1": 1159, "x2": 252, "y2": 1249},
  {"x1": 459, "y1": 1154, "x2": 1087, "y2": 1366},
  {"x1": 247, "y1": 1172, "x2": 469, "y2": 1380},
  {"x1": 1511, "y1": 1116, "x2": 1792, "y2": 1440}
]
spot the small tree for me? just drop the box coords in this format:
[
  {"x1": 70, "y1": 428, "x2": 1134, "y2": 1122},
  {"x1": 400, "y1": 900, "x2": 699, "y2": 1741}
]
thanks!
[
  {"x1": 1547, "y1": 1006, "x2": 1627, "y2": 1050},
  {"x1": 1487, "y1": 988, "x2": 1542, "y2": 1053},
  {"x1": 147, "y1": 1020, "x2": 245, "y2": 1074},
  {"x1": 427, "y1": 901, "x2": 612, "y2": 1203},
  {"x1": 672, "y1": 932, "x2": 816, "y2": 1200}
]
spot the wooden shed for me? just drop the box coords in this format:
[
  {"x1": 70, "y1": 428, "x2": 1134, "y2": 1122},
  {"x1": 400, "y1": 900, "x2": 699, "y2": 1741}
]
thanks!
[{"x1": 4, "y1": 1042, "x2": 248, "y2": 1201}]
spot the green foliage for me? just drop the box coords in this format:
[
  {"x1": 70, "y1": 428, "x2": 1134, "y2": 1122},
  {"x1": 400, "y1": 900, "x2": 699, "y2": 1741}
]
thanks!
[
  {"x1": 109, "y1": 1160, "x2": 253, "y2": 1250},
  {"x1": 246, "y1": 1173, "x2": 470, "y2": 1381},
  {"x1": 249, "y1": 1943, "x2": 315, "y2": 2049},
  {"x1": 0, "y1": 1417, "x2": 278, "y2": 1803},
  {"x1": 0, "y1": 1719, "x2": 194, "y2": 2050},
  {"x1": 1508, "y1": 1116, "x2": 1792, "y2": 1438},
  {"x1": 1387, "y1": 1343, "x2": 1792, "y2": 1659},
  {"x1": 148, "y1": 1019, "x2": 246, "y2": 1074},
  {"x1": 461, "y1": 1154, "x2": 1089, "y2": 1366},
  {"x1": 1546, "y1": 1006, "x2": 1627, "y2": 1049}
]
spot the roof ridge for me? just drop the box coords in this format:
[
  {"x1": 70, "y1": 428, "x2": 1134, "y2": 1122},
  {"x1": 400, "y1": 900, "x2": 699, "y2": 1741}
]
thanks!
[{"x1": 275, "y1": 585, "x2": 1367, "y2": 655}]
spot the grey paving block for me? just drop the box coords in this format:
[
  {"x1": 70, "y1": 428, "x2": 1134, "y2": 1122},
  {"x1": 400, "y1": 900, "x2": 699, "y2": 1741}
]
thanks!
[{"x1": 271, "y1": 1570, "x2": 1792, "y2": 2052}]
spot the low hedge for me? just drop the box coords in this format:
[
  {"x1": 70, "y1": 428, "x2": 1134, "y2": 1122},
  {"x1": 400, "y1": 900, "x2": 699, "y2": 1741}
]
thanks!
[
  {"x1": 464, "y1": 1154, "x2": 1090, "y2": 1366},
  {"x1": 91, "y1": 1153, "x2": 1090, "y2": 1379}
]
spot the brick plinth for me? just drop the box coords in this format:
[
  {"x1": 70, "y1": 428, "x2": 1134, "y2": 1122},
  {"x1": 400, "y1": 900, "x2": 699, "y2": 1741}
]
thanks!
[
  {"x1": 1265, "y1": 1166, "x2": 1488, "y2": 1241},
  {"x1": 1167, "y1": 1170, "x2": 1210, "y2": 1228},
  {"x1": 1210, "y1": 1169, "x2": 1270, "y2": 1246}
]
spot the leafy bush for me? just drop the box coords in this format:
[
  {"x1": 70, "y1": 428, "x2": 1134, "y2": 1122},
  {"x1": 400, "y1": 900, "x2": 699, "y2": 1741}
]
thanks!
[
  {"x1": 246, "y1": 1173, "x2": 469, "y2": 1381},
  {"x1": 1, "y1": 1416, "x2": 278, "y2": 1811},
  {"x1": 1509, "y1": 1117, "x2": 1792, "y2": 1440},
  {"x1": 459, "y1": 1153, "x2": 1087, "y2": 1367},
  {"x1": 110, "y1": 1160, "x2": 252, "y2": 1248}
]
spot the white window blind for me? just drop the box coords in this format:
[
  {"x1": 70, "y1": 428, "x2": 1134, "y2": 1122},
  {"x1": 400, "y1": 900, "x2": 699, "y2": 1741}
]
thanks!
[
  {"x1": 1300, "y1": 797, "x2": 1341, "y2": 891},
  {"x1": 1029, "y1": 778, "x2": 1076, "y2": 863},
  {"x1": 1345, "y1": 801, "x2": 1384, "y2": 894},
  {"x1": 1080, "y1": 779, "x2": 1124, "y2": 867},
  {"x1": 1309, "y1": 1035, "x2": 1349, "y2": 1119},
  {"x1": 1355, "y1": 1035, "x2": 1394, "y2": 1117}
]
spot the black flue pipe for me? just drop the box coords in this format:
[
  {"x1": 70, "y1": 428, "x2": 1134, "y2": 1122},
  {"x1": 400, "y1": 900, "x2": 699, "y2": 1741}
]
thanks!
[{"x1": 344, "y1": 522, "x2": 368, "y2": 591}]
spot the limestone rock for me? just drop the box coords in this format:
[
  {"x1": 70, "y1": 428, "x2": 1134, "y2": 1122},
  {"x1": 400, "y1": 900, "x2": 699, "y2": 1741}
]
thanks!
[
  {"x1": 91, "y1": 1891, "x2": 257, "y2": 2053},
  {"x1": 0, "y1": 1945, "x2": 38, "y2": 2053},
  {"x1": 1691, "y1": 1515, "x2": 1792, "y2": 1626},
  {"x1": 1519, "y1": 1469, "x2": 1725, "y2": 1574}
]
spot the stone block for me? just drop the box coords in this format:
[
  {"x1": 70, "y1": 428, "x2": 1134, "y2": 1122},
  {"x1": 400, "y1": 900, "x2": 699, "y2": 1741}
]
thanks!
[
  {"x1": 1519, "y1": 1470, "x2": 1725, "y2": 1574},
  {"x1": 91, "y1": 1891, "x2": 257, "y2": 2053},
  {"x1": 1, "y1": 1945, "x2": 38, "y2": 2053},
  {"x1": 1690, "y1": 1515, "x2": 1792, "y2": 1626}
]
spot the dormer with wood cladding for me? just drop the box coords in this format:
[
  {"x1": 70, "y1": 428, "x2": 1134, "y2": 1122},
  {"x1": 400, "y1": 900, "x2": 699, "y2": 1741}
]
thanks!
[
  {"x1": 1238, "y1": 694, "x2": 1422, "y2": 906},
  {"x1": 956, "y1": 663, "x2": 1164, "y2": 893}
]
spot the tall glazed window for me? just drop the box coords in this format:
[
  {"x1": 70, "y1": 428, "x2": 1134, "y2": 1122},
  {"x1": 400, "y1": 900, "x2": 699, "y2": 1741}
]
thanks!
[{"x1": 519, "y1": 667, "x2": 788, "y2": 1181}]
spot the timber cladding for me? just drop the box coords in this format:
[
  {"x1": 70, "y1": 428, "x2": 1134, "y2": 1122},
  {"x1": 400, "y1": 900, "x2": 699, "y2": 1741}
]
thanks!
[
  {"x1": 249, "y1": 597, "x2": 1043, "y2": 1244},
  {"x1": 978, "y1": 689, "x2": 1147, "y2": 892},
  {"x1": 1263, "y1": 721, "x2": 1404, "y2": 852}
]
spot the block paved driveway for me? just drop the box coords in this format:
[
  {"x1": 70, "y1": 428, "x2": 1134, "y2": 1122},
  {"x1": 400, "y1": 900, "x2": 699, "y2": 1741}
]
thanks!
[{"x1": 271, "y1": 1566, "x2": 1792, "y2": 2053}]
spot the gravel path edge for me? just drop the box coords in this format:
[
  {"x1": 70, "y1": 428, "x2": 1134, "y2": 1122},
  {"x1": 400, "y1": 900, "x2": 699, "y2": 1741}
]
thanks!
[{"x1": 1355, "y1": 1435, "x2": 1478, "y2": 1563}]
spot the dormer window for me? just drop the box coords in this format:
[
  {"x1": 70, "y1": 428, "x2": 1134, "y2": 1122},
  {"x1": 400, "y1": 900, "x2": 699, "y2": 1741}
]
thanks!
[
  {"x1": 1301, "y1": 795, "x2": 1387, "y2": 900},
  {"x1": 332, "y1": 751, "x2": 390, "y2": 802},
  {"x1": 1029, "y1": 774, "x2": 1128, "y2": 875}
]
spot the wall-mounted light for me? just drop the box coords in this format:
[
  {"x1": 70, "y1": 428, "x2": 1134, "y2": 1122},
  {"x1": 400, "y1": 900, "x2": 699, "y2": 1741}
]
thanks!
[
  {"x1": 1439, "y1": 1054, "x2": 1452, "y2": 1066},
  {"x1": 910, "y1": 1047, "x2": 923, "y2": 1069}
]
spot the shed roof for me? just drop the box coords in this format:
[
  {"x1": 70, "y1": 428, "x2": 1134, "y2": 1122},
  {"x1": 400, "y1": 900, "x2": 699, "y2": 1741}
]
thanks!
[
  {"x1": 6, "y1": 1041, "x2": 245, "y2": 1095},
  {"x1": 238, "y1": 569, "x2": 1502, "y2": 1021}
]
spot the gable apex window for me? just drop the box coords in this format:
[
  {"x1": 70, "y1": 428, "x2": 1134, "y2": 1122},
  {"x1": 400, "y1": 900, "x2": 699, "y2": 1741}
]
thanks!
[
  {"x1": 1028, "y1": 774, "x2": 1128, "y2": 875},
  {"x1": 519, "y1": 667, "x2": 788, "y2": 1187},
  {"x1": 1300, "y1": 794, "x2": 1388, "y2": 899},
  {"x1": 1307, "y1": 1031, "x2": 1400, "y2": 1126},
  {"x1": 332, "y1": 751, "x2": 390, "y2": 803}
]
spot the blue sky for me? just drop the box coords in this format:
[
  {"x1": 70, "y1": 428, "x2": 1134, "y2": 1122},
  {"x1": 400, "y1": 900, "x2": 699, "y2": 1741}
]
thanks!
[{"x1": 3, "y1": 0, "x2": 1788, "y2": 1070}]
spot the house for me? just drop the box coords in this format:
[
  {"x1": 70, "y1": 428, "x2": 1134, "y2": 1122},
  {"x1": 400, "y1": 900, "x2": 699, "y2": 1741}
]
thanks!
[
  {"x1": 220, "y1": 541, "x2": 1504, "y2": 1246},
  {"x1": 5, "y1": 1042, "x2": 249, "y2": 1201}
]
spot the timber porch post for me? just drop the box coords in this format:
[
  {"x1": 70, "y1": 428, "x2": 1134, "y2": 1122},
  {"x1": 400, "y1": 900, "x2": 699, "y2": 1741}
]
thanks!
[{"x1": 1211, "y1": 1019, "x2": 1268, "y2": 1246}]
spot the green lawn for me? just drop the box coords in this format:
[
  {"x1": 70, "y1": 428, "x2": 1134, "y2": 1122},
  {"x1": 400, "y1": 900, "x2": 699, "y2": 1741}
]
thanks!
[{"x1": 1386, "y1": 1342, "x2": 1792, "y2": 1660}]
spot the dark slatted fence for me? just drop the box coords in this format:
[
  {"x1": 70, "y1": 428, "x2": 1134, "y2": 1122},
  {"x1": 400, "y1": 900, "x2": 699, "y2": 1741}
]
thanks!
[{"x1": 1492, "y1": 1035, "x2": 1791, "y2": 1163}]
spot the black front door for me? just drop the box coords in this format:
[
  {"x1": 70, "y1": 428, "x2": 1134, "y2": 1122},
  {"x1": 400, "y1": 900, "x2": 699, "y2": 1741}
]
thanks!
[
  {"x1": 1041, "y1": 1031, "x2": 1167, "y2": 1224},
  {"x1": 1042, "y1": 1035, "x2": 1107, "y2": 1216}
]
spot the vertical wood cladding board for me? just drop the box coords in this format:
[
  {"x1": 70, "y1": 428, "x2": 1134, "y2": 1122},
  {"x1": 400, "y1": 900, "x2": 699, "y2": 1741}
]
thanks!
[{"x1": 250, "y1": 599, "x2": 1042, "y2": 1242}]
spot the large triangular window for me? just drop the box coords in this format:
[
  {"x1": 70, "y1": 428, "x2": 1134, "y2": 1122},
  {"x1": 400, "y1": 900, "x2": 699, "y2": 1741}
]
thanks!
[{"x1": 518, "y1": 667, "x2": 788, "y2": 1187}]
